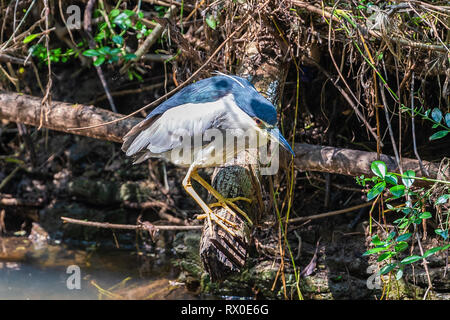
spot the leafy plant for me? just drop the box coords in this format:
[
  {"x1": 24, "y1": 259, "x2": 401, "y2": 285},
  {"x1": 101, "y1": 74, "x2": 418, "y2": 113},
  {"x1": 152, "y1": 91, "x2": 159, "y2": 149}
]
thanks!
[
  {"x1": 29, "y1": 43, "x2": 81, "y2": 64},
  {"x1": 357, "y1": 160, "x2": 450, "y2": 281},
  {"x1": 400, "y1": 106, "x2": 450, "y2": 141},
  {"x1": 82, "y1": 8, "x2": 151, "y2": 71}
]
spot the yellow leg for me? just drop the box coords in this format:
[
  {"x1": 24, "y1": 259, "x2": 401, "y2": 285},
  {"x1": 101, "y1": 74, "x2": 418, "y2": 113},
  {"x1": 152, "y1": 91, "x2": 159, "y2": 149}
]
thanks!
[
  {"x1": 182, "y1": 166, "x2": 238, "y2": 237},
  {"x1": 190, "y1": 170, "x2": 253, "y2": 226},
  {"x1": 209, "y1": 197, "x2": 252, "y2": 208}
]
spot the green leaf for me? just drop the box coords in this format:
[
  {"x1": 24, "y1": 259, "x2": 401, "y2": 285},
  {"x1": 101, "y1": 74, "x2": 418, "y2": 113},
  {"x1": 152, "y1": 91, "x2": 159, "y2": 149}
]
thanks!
[
  {"x1": 394, "y1": 241, "x2": 408, "y2": 252},
  {"x1": 435, "y1": 194, "x2": 450, "y2": 205},
  {"x1": 83, "y1": 49, "x2": 101, "y2": 57},
  {"x1": 94, "y1": 31, "x2": 106, "y2": 42},
  {"x1": 418, "y1": 211, "x2": 432, "y2": 219},
  {"x1": 98, "y1": 46, "x2": 112, "y2": 55},
  {"x1": 396, "y1": 269, "x2": 403, "y2": 280},
  {"x1": 429, "y1": 130, "x2": 449, "y2": 141},
  {"x1": 112, "y1": 35, "x2": 124, "y2": 45},
  {"x1": 371, "y1": 160, "x2": 387, "y2": 178},
  {"x1": 434, "y1": 229, "x2": 448, "y2": 240},
  {"x1": 93, "y1": 55, "x2": 105, "y2": 66},
  {"x1": 123, "y1": 9, "x2": 135, "y2": 17},
  {"x1": 371, "y1": 235, "x2": 383, "y2": 245},
  {"x1": 109, "y1": 9, "x2": 121, "y2": 18},
  {"x1": 386, "y1": 231, "x2": 396, "y2": 242},
  {"x1": 367, "y1": 181, "x2": 386, "y2": 201},
  {"x1": 431, "y1": 108, "x2": 442, "y2": 123},
  {"x1": 384, "y1": 173, "x2": 398, "y2": 185},
  {"x1": 402, "y1": 170, "x2": 415, "y2": 188},
  {"x1": 379, "y1": 263, "x2": 397, "y2": 275},
  {"x1": 205, "y1": 14, "x2": 217, "y2": 30},
  {"x1": 363, "y1": 245, "x2": 389, "y2": 256},
  {"x1": 23, "y1": 33, "x2": 39, "y2": 44},
  {"x1": 445, "y1": 113, "x2": 450, "y2": 128},
  {"x1": 400, "y1": 255, "x2": 422, "y2": 265},
  {"x1": 396, "y1": 233, "x2": 412, "y2": 242},
  {"x1": 114, "y1": 12, "x2": 133, "y2": 29},
  {"x1": 123, "y1": 53, "x2": 137, "y2": 61},
  {"x1": 423, "y1": 247, "x2": 442, "y2": 258},
  {"x1": 389, "y1": 185, "x2": 405, "y2": 198},
  {"x1": 377, "y1": 252, "x2": 393, "y2": 262}
]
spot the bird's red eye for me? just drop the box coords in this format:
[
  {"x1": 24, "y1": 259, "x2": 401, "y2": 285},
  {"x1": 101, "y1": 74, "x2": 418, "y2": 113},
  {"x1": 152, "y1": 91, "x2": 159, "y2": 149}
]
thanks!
[{"x1": 255, "y1": 118, "x2": 261, "y2": 125}]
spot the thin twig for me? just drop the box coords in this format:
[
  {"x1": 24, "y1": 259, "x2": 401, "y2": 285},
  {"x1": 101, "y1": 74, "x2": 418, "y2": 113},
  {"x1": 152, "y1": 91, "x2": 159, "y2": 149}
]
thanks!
[
  {"x1": 288, "y1": 201, "x2": 375, "y2": 224},
  {"x1": 61, "y1": 216, "x2": 202, "y2": 231},
  {"x1": 379, "y1": 80, "x2": 402, "y2": 173},
  {"x1": 83, "y1": 0, "x2": 117, "y2": 113}
]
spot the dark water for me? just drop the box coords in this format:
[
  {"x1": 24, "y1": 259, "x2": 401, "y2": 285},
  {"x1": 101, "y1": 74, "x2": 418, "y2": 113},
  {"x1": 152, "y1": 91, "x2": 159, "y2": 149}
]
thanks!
[{"x1": 0, "y1": 236, "x2": 198, "y2": 300}]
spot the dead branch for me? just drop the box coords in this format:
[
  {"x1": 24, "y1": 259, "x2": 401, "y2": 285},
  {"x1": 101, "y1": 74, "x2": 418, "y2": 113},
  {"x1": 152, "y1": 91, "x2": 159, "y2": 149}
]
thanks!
[
  {"x1": 293, "y1": 143, "x2": 447, "y2": 181},
  {"x1": 0, "y1": 91, "x2": 140, "y2": 143},
  {"x1": 61, "y1": 216, "x2": 202, "y2": 231}
]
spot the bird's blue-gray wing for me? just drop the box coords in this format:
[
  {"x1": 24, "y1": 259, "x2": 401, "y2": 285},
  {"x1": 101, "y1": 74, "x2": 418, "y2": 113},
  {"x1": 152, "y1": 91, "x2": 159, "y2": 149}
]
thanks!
[{"x1": 122, "y1": 100, "x2": 229, "y2": 162}]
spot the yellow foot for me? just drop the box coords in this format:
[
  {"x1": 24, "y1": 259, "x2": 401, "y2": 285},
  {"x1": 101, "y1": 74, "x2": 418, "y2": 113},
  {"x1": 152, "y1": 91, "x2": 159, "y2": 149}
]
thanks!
[
  {"x1": 190, "y1": 171, "x2": 254, "y2": 227},
  {"x1": 196, "y1": 212, "x2": 238, "y2": 237}
]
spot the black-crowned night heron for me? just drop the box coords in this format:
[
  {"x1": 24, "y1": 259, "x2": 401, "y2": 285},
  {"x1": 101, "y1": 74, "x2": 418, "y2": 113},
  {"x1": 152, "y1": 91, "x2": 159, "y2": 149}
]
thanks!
[{"x1": 122, "y1": 74, "x2": 294, "y2": 236}]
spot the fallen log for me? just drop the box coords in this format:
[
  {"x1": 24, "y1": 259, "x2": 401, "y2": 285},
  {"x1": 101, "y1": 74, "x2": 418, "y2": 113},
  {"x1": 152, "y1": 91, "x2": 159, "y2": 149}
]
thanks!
[
  {"x1": 0, "y1": 91, "x2": 447, "y2": 182},
  {"x1": 0, "y1": 92, "x2": 139, "y2": 143},
  {"x1": 293, "y1": 143, "x2": 448, "y2": 181}
]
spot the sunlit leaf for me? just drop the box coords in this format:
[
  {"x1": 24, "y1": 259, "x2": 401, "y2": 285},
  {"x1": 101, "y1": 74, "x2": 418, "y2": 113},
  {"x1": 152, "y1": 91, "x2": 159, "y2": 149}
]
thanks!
[
  {"x1": 435, "y1": 229, "x2": 448, "y2": 240},
  {"x1": 83, "y1": 49, "x2": 101, "y2": 57},
  {"x1": 435, "y1": 194, "x2": 450, "y2": 205},
  {"x1": 386, "y1": 231, "x2": 396, "y2": 242},
  {"x1": 390, "y1": 185, "x2": 405, "y2": 198},
  {"x1": 400, "y1": 255, "x2": 422, "y2": 265},
  {"x1": 431, "y1": 108, "x2": 442, "y2": 123},
  {"x1": 112, "y1": 35, "x2": 124, "y2": 45},
  {"x1": 394, "y1": 241, "x2": 408, "y2": 252},
  {"x1": 379, "y1": 263, "x2": 396, "y2": 275},
  {"x1": 377, "y1": 252, "x2": 393, "y2": 262},
  {"x1": 418, "y1": 211, "x2": 432, "y2": 219},
  {"x1": 367, "y1": 181, "x2": 386, "y2": 201},
  {"x1": 445, "y1": 113, "x2": 450, "y2": 127},
  {"x1": 371, "y1": 160, "x2": 387, "y2": 178},
  {"x1": 363, "y1": 245, "x2": 389, "y2": 256},
  {"x1": 396, "y1": 233, "x2": 412, "y2": 242},
  {"x1": 429, "y1": 130, "x2": 449, "y2": 141},
  {"x1": 109, "y1": 9, "x2": 120, "y2": 18},
  {"x1": 206, "y1": 14, "x2": 217, "y2": 30},
  {"x1": 402, "y1": 170, "x2": 415, "y2": 188},
  {"x1": 371, "y1": 235, "x2": 382, "y2": 245},
  {"x1": 23, "y1": 33, "x2": 39, "y2": 44},
  {"x1": 423, "y1": 247, "x2": 442, "y2": 258},
  {"x1": 93, "y1": 55, "x2": 105, "y2": 66},
  {"x1": 384, "y1": 173, "x2": 398, "y2": 185}
]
